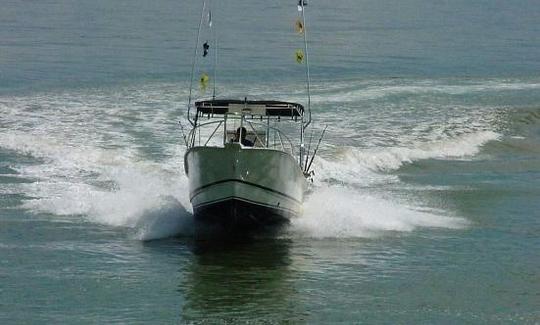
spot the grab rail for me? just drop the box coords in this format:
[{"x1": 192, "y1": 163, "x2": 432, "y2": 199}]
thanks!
[{"x1": 187, "y1": 116, "x2": 296, "y2": 156}]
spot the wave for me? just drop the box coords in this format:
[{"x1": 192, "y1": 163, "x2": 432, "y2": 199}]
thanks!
[
  {"x1": 20, "y1": 162, "x2": 193, "y2": 232},
  {"x1": 0, "y1": 132, "x2": 192, "y2": 241},
  {"x1": 10, "y1": 135, "x2": 471, "y2": 241},
  {"x1": 1, "y1": 81, "x2": 506, "y2": 240},
  {"x1": 347, "y1": 130, "x2": 500, "y2": 171},
  {"x1": 311, "y1": 130, "x2": 500, "y2": 193},
  {"x1": 131, "y1": 196, "x2": 194, "y2": 241},
  {"x1": 5, "y1": 130, "x2": 471, "y2": 240},
  {"x1": 1, "y1": 120, "x2": 487, "y2": 241},
  {"x1": 305, "y1": 79, "x2": 540, "y2": 104},
  {"x1": 291, "y1": 186, "x2": 467, "y2": 239}
]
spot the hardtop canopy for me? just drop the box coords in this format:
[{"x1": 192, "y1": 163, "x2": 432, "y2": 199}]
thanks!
[{"x1": 195, "y1": 99, "x2": 304, "y2": 117}]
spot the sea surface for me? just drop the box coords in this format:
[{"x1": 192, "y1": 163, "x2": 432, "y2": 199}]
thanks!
[{"x1": 1, "y1": 0, "x2": 539, "y2": 323}]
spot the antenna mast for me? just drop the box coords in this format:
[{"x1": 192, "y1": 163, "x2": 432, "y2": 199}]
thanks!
[
  {"x1": 187, "y1": 0, "x2": 207, "y2": 126},
  {"x1": 300, "y1": 1, "x2": 312, "y2": 129}
]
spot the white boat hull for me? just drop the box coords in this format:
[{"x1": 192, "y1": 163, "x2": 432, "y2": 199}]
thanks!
[{"x1": 184, "y1": 143, "x2": 306, "y2": 229}]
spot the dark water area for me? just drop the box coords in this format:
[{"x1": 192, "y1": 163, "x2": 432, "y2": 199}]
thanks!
[{"x1": 2, "y1": 0, "x2": 539, "y2": 93}]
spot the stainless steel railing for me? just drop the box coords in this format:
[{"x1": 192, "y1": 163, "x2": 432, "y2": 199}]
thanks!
[{"x1": 187, "y1": 115, "x2": 297, "y2": 156}]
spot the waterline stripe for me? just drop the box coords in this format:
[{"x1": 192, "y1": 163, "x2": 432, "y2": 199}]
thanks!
[
  {"x1": 190, "y1": 179, "x2": 301, "y2": 204},
  {"x1": 193, "y1": 196, "x2": 299, "y2": 216}
]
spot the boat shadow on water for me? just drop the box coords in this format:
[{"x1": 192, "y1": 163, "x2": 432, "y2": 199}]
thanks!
[
  {"x1": 180, "y1": 235, "x2": 307, "y2": 322},
  {"x1": 141, "y1": 224, "x2": 308, "y2": 322},
  {"x1": 192, "y1": 216, "x2": 291, "y2": 241}
]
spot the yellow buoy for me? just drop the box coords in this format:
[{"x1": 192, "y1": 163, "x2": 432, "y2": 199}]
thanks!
[
  {"x1": 295, "y1": 50, "x2": 304, "y2": 64},
  {"x1": 199, "y1": 73, "x2": 209, "y2": 92},
  {"x1": 295, "y1": 19, "x2": 304, "y2": 34}
]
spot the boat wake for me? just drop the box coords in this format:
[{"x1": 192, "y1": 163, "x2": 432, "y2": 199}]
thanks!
[
  {"x1": 132, "y1": 196, "x2": 194, "y2": 241},
  {"x1": 288, "y1": 132, "x2": 494, "y2": 238},
  {"x1": 293, "y1": 187, "x2": 467, "y2": 239},
  {"x1": 1, "y1": 78, "x2": 516, "y2": 240},
  {"x1": 304, "y1": 79, "x2": 540, "y2": 104},
  {"x1": 314, "y1": 130, "x2": 500, "y2": 186},
  {"x1": 0, "y1": 128, "x2": 479, "y2": 241}
]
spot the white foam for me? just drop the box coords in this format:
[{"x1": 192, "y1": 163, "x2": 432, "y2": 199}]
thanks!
[
  {"x1": 304, "y1": 80, "x2": 540, "y2": 104},
  {"x1": 204, "y1": 79, "x2": 540, "y2": 104},
  {"x1": 293, "y1": 186, "x2": 468, "y2": 238},
  {"x1": 131, "y1": 196, "x2": 194, "y2": 241},
  {"x1": 3, "y1": 80, "x2": 510, "y2": 240},
  {"x1": 331, "y1": 130, "x2": 500, "y2": 174},
  {"x1": 0, "y1": 130, "x2": 191, "y2": 241},
  {"x1": 21, "y1": 171, "x2": 193, "y2": 239},
  {"x1": 0, "y1": 132, "x2": 135, "y2": 172},
  {"x1": 18, "y1": 152, "x2": 193, "y2": 236}
]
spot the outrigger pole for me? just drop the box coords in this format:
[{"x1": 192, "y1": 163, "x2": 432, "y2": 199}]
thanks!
[
  {"x1": 187, "y1": 0, "x2": 207, "y2": 126},
  {"x1": 300, "y1": 0, "x2": 312, "y2": 129},
  {"x1": 305, "y1": 125, "x2": 327, "y2": 174}
]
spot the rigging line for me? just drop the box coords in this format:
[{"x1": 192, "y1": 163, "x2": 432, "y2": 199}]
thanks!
[
  {"x1": 300, "y1": 2, "x2": 312, "y2": 129},
  {"x1": 187, "y1": 0, "x2": 207, "y2": 126}
]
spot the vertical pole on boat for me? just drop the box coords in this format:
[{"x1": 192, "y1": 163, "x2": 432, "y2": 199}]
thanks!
[
  {"x1": 300, "y1": 115, "x2": 304, "y2": 167},
  {"x1": 240, "y1": 97, "x2": 246, "y2": 141},
  {"x1": 266, "y1": 117, "x2": 270, "y2": 147},
  {"x1": 211, "y1": 0, "x2": 218, "y2": 100},
  {"x1": 187, "y1": 0, "x2": 207, "y2": 126},
  {"x1": 300, "y1": 126, "x2": 304, "y2": 167},
  {"x1": 223, "y1": 113, "x2": 227, "y2": 145},
  {"x1": 304, "y1": 129, "x2": 314, "y2": 170},
  {"x1": 300, "y1": 1, "x2": 312, "y2": 129},
  {"x1": 212, "y1": 35, "x2": 218, "y2": 100},
  {"x1": 191, "y1": 111, "x2": 199, "y2": 147},
  {"x1": 306, "y1": 125, "x2": 327, "y2": 173},
  {"x1": 298, "y1": 1, "x2": 312, "y2": 168}
]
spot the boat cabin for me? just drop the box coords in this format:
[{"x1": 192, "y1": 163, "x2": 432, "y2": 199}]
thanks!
[{"x1": 186, "y1": 99, "x2": 306, "y2": 157}]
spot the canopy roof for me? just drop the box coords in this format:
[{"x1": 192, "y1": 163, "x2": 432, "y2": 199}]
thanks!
[{"x1": 195, "y1": 99, "x2": 304, "y2": 117}]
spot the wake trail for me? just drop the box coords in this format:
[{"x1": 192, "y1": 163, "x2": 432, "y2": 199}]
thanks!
[{"x1": 1, "y1": 80, "x2": 510, "y2": 240}]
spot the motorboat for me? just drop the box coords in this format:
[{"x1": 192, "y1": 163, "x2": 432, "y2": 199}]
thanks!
[
  {"x1": 184, "y1": 99, "x2": 309, "y2": 230},
  {"x1": 182, "y1": 1, "x2": 322, "y2": 231}
]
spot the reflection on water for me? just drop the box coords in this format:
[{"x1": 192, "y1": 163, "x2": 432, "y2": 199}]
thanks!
[{"x1": 181, "y1": 238, "x2": 308, "y2": 322}]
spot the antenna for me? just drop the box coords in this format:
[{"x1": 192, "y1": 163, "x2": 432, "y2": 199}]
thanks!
[
  {"x1": 211, "y1": 0, "x2": 217, "y2": 100},
  {"x1": 300, "y1": 1, "x2": 312, "y2": 129},
  {"x1": 187, "y1": 0, "x2": 207, "y2": 126}
]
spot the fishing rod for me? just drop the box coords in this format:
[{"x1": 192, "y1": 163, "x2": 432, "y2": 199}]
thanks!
[
  {"x1": 300, "y1": 0, "x2": 312, "y2": 130},
  {"x1": 305, "y1": 125, "x2": 327, "y2": 174},
  {"x1": 186, "y1": 0, "x2": 207, "y2": 126},
  {"x1": 178, "y1": 119, "x2": 188, "y2": 147},
  {"x1": 304, "y1": 129, "x2": 314, "y2": 172}
]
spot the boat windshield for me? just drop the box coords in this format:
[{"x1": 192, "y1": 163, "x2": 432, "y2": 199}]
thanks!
[{"x1": 186, "y1": 112, "x2": 299, "y2": 156}]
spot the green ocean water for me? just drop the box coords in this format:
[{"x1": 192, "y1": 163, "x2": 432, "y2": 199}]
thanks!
[{"x1": 1, "y1": 0, "x2": 539, "y2": 323}]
